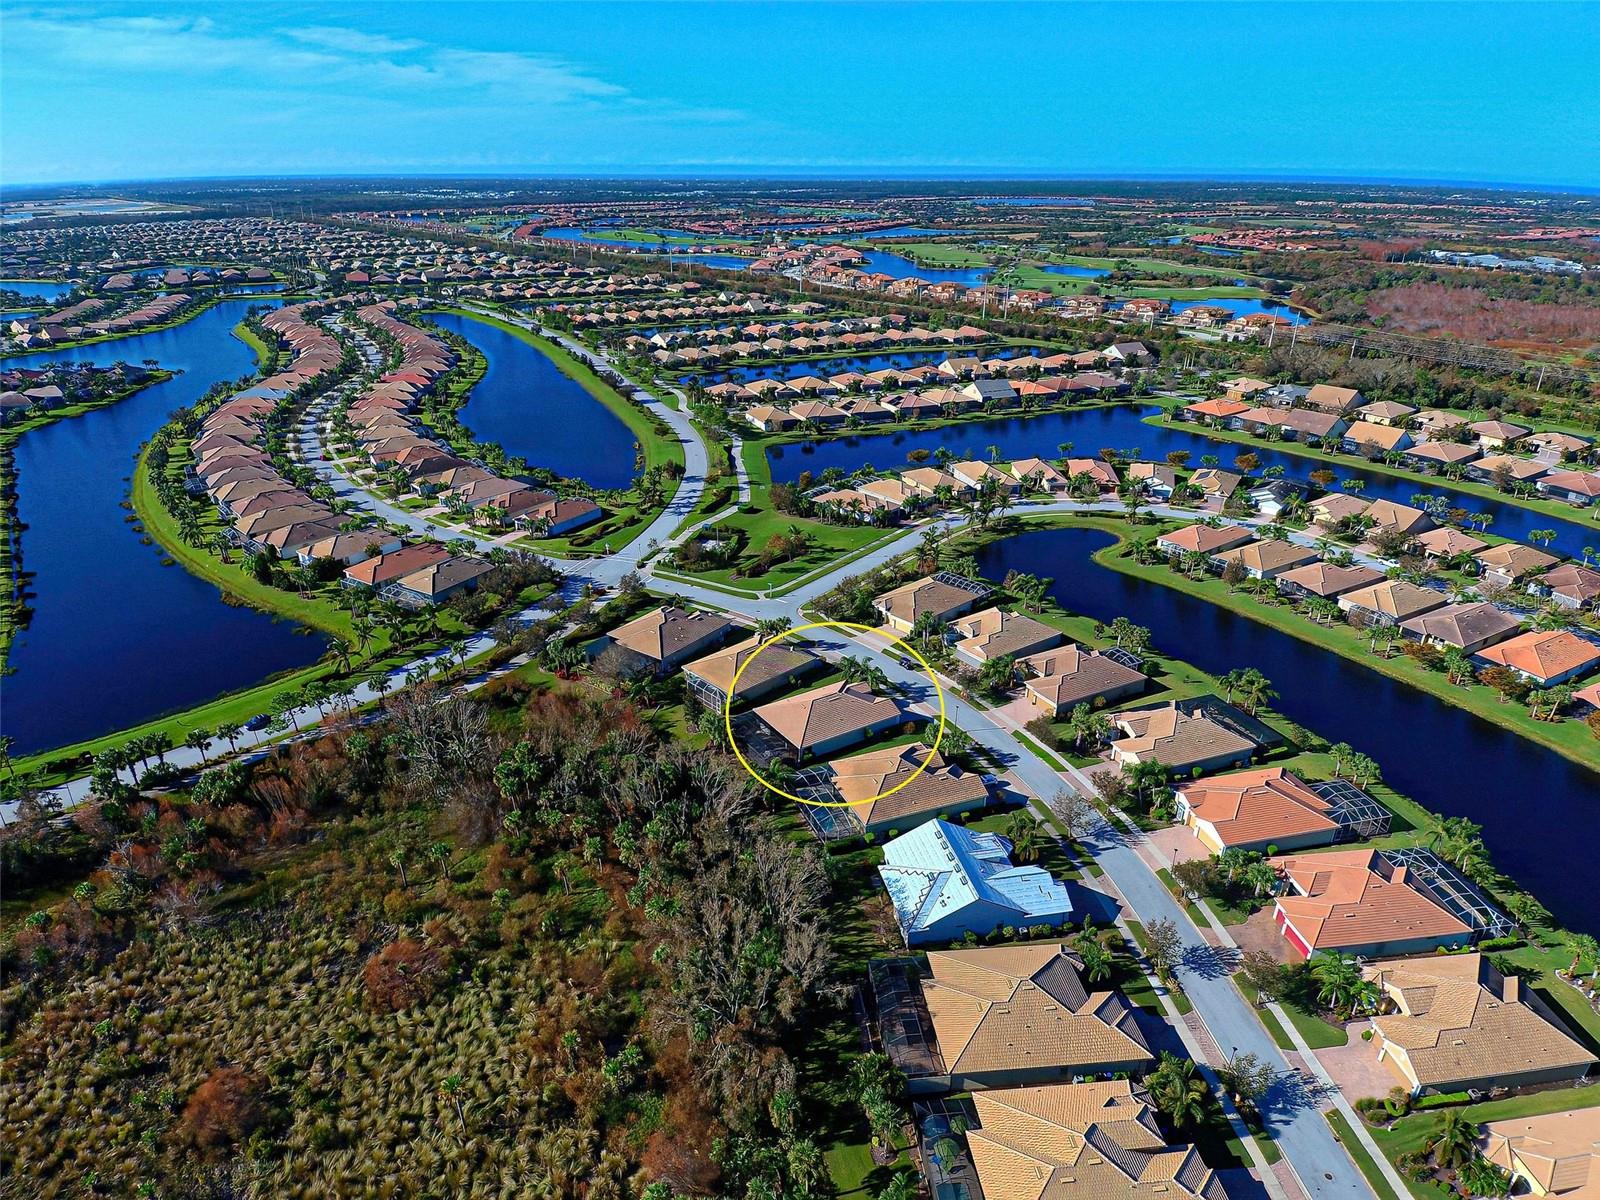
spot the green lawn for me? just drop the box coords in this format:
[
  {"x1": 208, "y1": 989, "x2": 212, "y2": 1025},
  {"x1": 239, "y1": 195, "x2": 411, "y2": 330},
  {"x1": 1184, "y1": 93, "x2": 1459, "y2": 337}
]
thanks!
[
  {"x1": 1366, "y1": 1087, "x2": 1600, "y2": 1200},
  {"x1": 1087, "y1": 528, "x2": 1600, "y2": 769},
  {"x1": 1326, "y1": 1109, "x2": 1404, "y2": 1200},
  {"x1": 1143, "y1": 411, "x2": 1600, "y2": 529}
]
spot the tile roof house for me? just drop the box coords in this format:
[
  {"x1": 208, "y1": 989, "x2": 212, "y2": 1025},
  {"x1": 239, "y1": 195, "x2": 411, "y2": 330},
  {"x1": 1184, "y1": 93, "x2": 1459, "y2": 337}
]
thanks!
[
  {"x1": 1414, "y1": 527, "x2": 1490, "y2": 562},
  {"x1": 1536, "y1": 469, "x2": 1600, "y2": 506},
  {"x1": 966, "y1": 1082, "x2": 1226, "y2": 1200},
  {"x1": 1211, "y1": 538, "x2": 1320, "y2": 580},
  {"x1": 1338, "y1": 580, "x2": 1450, "y2": 626},
  {"x1": 1482, "y1": 1108, "x2": 1600, "y2": 1199},
  {"x1": 1109, "y1": 703, "x2": 1257, "y2": 774},
  {"x1": 949, "y1": 606, "x2": 1063, "y2": 666},
  {"x1": 1270, "y1": 849, "x2": 1473, "y2": 959},
  {"x1": 753, "y1": 680, "x2": 909, "y2": 759},
  {"x1": 1155, "y1": 523, "x2": 1255, "y2": 558},
  {"x1": 878, "y1": 819, "x2": 1072, "y2": 945},
  {"x1": 598, "y1": 606, "x2": 739, "y2": 676},
  {"x1": 828, "y1": 744, "x2": 991, "y2": 834},
  {"x1": 1303, "y1": 383, "x2": 1363, "y2": 413},
  {"x1": 1535, "y1": 563, "x2": 1600, "y2": 611},
  {"x1": 1365, "y1": 954, "x2": 1596, "y2": 1095},
  {"x1": 873, "y1": 572, "x2": 990, "y2": 633},
  {"x1": 1476, "y1": 630, "x2": 1600, "y2": 686},
  {"x1": 1343, "y1": 421, "x2": 1414, "y2": 455},
  {"x1": 908, "y1": 945, "x2": 1154, "y2": 1092},
  {"x1": 1400, "y1": 602, "x2": 1522, "y2": 654},
  {"x1": 342, "y1": 542, "x2": 451, "y2": 589},
  {"x1": 681, "y1": 635, "x2": 821, "y2": 713},
  {"x1": 1475, "y1": 542, "x2": 1560, "y2": 589},
  {"x1": 1364, "y1": 499, "x2": 1436, "y2": 537},
  {"x1": 1277, "y1": 561, "x2": 1385, "y2": 601},
  {"x1": 1020, "y1": 645, "x2": 1148, "y2": 717},
  {"x1": 1176, "y1": 768, "x2": 1341, "y2": 854}
]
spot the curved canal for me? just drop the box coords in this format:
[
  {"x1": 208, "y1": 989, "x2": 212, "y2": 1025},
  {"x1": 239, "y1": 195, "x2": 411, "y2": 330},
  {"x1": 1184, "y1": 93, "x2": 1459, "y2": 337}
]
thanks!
[
  {"x1": 975, "y1": 526, "x2": 1600, "y2": 933},
  {"x1": 767, "y1": 404, "x2": 1599, "y2": 560},
  {"x1": 427, "y1": 311, "x2": 640, "y2": 492},
  {"x1": 2, "y1": 299, "x2": 326, "y2": 757}
]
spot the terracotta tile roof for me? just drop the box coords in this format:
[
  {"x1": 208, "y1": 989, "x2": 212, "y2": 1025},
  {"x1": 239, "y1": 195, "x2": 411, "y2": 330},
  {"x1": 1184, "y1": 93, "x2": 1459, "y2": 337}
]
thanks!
[
  {"x1": 923, "y1": 946, "x2": 1152, "y2": 1076},
  {"x1": 1178, "y1": 768, "x2": 1339, "y2": 848},
  {"x1": 1272, "y1": 849, "x2": 1471, "y2": 951},
  {"x1": 1277, "y1": 561, "x2": 1384, "y2": 597},
  {"x1": 1478, "y1": 630, "x2": 1600, "y2": 683},
  {"x1": 1156, "y1": 523, "x2": 1253, "y2": 555},
  {"x1": 968, "y1": 1081, "x2": 1224, "y2": 1200},
  {"x1": 1366, "y1": 954, "x2": 1597, "y2": 1089}
]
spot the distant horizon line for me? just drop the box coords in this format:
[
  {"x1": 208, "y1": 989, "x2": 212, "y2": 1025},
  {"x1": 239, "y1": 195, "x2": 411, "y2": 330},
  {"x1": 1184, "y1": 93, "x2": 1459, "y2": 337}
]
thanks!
[{"x1": 3, "y1": 168, "x2": 1598, "y2": 198}]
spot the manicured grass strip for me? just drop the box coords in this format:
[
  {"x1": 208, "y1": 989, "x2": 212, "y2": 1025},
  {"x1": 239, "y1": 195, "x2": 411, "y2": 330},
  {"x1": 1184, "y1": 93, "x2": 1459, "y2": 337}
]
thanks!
[
  {"x1": 1142, "y1": 410, "x2": 1600, "y2": 529},
  {"x1": 1088, "y1": 532, "x2": 1600, "y2": 769},
  {"x1": 1326, "y1": 1109, "x2": 1402, "y2": 1200}
]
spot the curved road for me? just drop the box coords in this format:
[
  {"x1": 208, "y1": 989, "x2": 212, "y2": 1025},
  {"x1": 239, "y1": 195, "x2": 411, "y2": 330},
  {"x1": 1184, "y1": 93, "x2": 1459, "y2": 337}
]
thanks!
[{"x1": 27, "y1": 304, "x2": 1385, "y2": 1200}]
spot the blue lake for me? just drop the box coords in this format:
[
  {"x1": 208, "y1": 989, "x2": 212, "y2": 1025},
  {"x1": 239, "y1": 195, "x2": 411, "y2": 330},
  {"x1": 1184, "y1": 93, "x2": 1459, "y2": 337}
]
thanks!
[
  {"x1": 428, "y1": 310, "x2": 640, "y2": 491},
  {"x1": 1, "y1": 299, "x2": 326, "y2": 756},
  {"x1": 1195, "y1": 245, "x2": 1244, "y2": 257},
  {"x1": 1168, "y1": 297, "x2": 1308, "y2": 325},
  {"x1": 858, "y1": 250, "x2": 992, "y2": 285},
  {"x1": 765, "y1": 404, "x2": 1600, "y2": 560},
  {"x1": 1036, "y1": 262, "x2": 1112, "y2": 279},
  {"x1": 1, "y1": 279, "x2": 76, "y2": 302},
  {"x1": 666, "y1": 253, "x2": 758, "y2": 270},
  {"x1": 976, "y1": 526, "x2": 1599, "y2": 933}
]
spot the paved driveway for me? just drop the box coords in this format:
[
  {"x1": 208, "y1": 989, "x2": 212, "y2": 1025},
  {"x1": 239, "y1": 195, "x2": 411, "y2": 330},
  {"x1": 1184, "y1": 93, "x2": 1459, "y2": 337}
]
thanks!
[
  {"x1": 1315, "y1": 1020, "x2": 1403, "y2": 1103},
  {"x1": 1147, "y1": 824, "x2": 1213, "y2": 868},
  {"x1": 1232, "y1": 907, "x2": 1297, "y2": 965}
]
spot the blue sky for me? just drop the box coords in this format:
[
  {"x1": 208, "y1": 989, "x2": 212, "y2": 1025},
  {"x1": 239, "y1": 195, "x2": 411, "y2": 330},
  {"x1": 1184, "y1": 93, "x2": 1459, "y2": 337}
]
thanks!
[{"x1": 4, "y1": 2, "x2": 1598, "y2": 188}]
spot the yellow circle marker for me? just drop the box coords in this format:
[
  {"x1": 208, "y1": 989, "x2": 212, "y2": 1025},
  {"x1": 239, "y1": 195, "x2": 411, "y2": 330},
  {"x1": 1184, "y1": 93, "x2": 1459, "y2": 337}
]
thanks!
[{"x1": 724, "y1": 620, "x2": 947, "y2": 808}]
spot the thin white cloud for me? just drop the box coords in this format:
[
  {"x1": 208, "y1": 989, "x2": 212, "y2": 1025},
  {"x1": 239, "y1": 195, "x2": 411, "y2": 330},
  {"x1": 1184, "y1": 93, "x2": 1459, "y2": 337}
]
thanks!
[{"x1": 283, "y1": 26, "x2": 425, "y2": 56}]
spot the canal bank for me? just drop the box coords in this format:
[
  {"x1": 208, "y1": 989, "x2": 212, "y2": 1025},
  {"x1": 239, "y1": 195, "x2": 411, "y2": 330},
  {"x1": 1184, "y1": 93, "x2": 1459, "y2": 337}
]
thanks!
[
  {"x1": 970, "y1": 520, "x2": 1600, "y2": 933},
  {"x1": 0, "y1": 299, "x2": 327, "y2": 759},
  {"x1": 763, "y1": 402, "x2": 1600, "y2": 561}
]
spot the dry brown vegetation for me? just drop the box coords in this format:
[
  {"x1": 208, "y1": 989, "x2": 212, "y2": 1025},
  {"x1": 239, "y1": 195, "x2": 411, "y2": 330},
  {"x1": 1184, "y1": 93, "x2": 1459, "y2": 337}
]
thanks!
[
  {"x1": 1367, "y1": 281, "x2": 1600, "y2": 348},
  {"x1": 1, "y1": 684, "x2": 854, "y2": 1199}
]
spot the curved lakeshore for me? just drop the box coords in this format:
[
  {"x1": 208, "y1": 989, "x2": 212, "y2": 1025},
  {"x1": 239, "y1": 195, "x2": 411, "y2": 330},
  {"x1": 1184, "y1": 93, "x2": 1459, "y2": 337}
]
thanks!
[
  {"x1": 0, "y1": 299, "x2": 326, "y2": 758},
  {"x1": 973, "y1": 521, "x2": 1600, "y2": 932}
]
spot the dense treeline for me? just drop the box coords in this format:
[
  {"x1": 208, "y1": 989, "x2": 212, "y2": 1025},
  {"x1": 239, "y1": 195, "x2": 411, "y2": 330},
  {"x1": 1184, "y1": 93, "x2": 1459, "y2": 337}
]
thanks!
[{"x1": 1, "y1": 681, "x2": 855, "y2": 1198}]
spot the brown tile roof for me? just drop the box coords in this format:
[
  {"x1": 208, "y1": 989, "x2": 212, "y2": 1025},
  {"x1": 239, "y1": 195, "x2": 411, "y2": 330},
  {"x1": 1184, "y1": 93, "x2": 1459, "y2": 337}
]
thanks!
[
  {"x1": 1021, "y1": 645, "x2": 1147, "y2": 710},
  {"x1": 830, "y1": 744, "x2": 988, "y2": 827},
  {"x1": 923, "y1": 945, "x2": 1153, "y2": 1077},
  {"x1": 951, "y1": 607, "x2": 1062, "y2": 662},
  {"x1": 1111, "y1": 704, "x2": 1256, "y2": 769},
  {"x1": 1156, "y1": 523, "x2": 1254, "y2": 555},
  {"x1": 680, "y1": 635, "x2": 818, "y2": 697},
  {"x1": 874, "y1": 573, "x2": 988, "y2": 624},
  {"x1": 753, "y1": 680, "x2": 905, "y2": 752},
  {"x1": 1366, "y1": 954, "x2": 1597, "y2": 1089},
  {"x1": 1277, "y1": 561, "x2": 1385, "y2": 597},
  {"x1": 607, "y1": 606, "x2": 737, "y2": 664},
  {"x1": 1400, "y1": 602, "x2": 1521, "y2": 650},
  {"x1": 1213, "y1": 539, "x2": 1320, "y2": 574},
  {"x1": 968, "y1": 1081, "x2": 1224, "y2": 1200},
  {"x1": 1339, "y1": 580, "x2": 1449, "y2": 621}
]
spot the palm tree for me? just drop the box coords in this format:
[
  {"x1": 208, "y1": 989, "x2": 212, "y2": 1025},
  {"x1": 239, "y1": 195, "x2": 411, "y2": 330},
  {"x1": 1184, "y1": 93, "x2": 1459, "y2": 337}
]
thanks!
[
  {"x1": 1004, "y1": 811, "x2": 1041, "y2": 863},
  {"x1": 1424, "y1": 1109, "x2": 1482, "y2": 1170},
  {"x1": 1076, "y1": 938, "x2": 1113, "y2": 983},
  {"x1": 1310, "y1": 951, "x2": 1363, "y2": 1014},
  {"x1": 1148, "y1": 1053, "x2": 1209, "y2": 1129},
  {"x1": 839, "y1": 656, "x2": 891, "y2": 694},
  {"x1": 183, "y1": 728, "x2": 212, "y2": 762},
  {"x1": 215, "y1": 722, "x2": 243, "y2": 755},
  {"x1": 1236, "y1": 667, "x2": 1276, "y2": 715}
]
